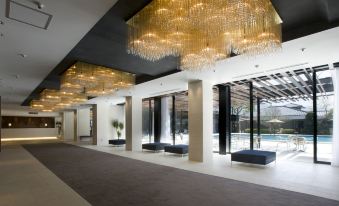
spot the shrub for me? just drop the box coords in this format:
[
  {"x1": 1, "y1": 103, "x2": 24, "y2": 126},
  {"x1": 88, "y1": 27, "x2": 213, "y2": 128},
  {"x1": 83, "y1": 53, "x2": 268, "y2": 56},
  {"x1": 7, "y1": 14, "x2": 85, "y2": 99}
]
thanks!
[
  {"x1": 244, "y1": 128, "x2": 293, "y2": 134},
  {"x1": 280, "y1": 129, "x2": 295, "y2": 134}
]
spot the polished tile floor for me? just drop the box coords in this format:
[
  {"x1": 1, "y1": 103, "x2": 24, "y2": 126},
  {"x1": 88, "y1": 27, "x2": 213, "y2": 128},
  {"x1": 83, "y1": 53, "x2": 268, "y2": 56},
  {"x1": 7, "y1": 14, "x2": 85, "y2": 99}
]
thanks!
[
  {"x1": 0, "y1": 145, "x2": 90, "y2": 206},
  {"x1": 80, "y1": 144, "x2": 339, "y2": 201}
]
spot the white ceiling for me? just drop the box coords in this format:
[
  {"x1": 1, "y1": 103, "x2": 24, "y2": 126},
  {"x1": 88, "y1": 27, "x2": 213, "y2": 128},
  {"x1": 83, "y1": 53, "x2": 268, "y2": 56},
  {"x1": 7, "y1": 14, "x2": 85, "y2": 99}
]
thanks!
[
  {"x1": 0, "y1": 0, "x2": 118, "y2": 108},
  {"x1": 90, "y1": 26, "x2": 339, "y2": 105}
]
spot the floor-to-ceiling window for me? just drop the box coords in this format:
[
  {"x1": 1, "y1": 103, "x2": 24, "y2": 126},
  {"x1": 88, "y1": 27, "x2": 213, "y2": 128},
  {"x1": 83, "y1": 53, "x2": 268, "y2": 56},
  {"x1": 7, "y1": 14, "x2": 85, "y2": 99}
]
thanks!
[
  {"x1": 213, "y1": 87, "x2": 219, "y2": 152},
  {"x1": 161, "y1": 96, "x2": 173, "y2": 144},
  {"x1": 142, "y1": 99, "x2": 154, "y2": 143},
  {"x1": 174, "y1": 93, "x2": 189, "y2": 145},
  {"x1": 316, "y1": 70, "x2": 334, "y2": 163},
  {"x1": 215, "y1": 65, "x2": 334, "y2": 164},
  {"x1": 142, "y1": 93, "x2": 189, "y2": 145},
  {"x1": 230, "y1": 83, "x2": 251, "y2": 152}
]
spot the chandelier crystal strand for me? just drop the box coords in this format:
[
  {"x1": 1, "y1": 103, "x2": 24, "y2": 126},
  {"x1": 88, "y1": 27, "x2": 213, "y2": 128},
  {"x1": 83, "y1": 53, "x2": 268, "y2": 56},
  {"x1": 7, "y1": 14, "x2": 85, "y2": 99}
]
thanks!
[
  {"x1": 127, "y1": 0, "x2": 282, "y2": 71},
  {"x1": 30, "y1": 62, "x2": 136, "y2": 112}
]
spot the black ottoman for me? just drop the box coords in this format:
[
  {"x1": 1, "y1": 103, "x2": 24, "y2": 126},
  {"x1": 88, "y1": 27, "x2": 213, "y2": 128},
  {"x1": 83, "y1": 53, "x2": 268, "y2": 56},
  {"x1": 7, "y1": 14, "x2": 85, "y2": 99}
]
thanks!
[
  {"x1": 142, "y1": 143, "x2": 170, "y2": 152},
  {"x1": 109, "y1": 139, "x2": 126, "y2": 146},
  {"x1": 164, "y1": 144, "x2": 188, "y2": 156},
  {"x1": 231, "y1": 150, "x2": 276, "y2": 165}
]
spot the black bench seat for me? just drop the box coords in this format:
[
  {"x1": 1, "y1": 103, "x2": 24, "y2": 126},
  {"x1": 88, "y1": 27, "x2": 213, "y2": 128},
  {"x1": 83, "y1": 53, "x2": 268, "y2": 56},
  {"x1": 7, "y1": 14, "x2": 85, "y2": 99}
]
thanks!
[
  {"x1": 164, "y1": 144, "x2": 188, "y2": 155},
  {"x1": 142, "y1": 143, "x2": 170, "y2": 151},
  {"x1": 109, "y1": 139, "x2": 126, "y2": 146},
  {"x1": 231, "y1": 150, "x2": 276, "y2": 165}
]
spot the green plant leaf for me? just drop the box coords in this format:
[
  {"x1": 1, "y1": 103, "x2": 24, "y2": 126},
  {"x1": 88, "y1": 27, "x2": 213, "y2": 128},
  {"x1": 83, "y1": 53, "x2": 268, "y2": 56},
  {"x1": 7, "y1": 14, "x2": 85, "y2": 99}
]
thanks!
[{"x1": 118, "y1": 122, "x2": 124, "y2": 130}]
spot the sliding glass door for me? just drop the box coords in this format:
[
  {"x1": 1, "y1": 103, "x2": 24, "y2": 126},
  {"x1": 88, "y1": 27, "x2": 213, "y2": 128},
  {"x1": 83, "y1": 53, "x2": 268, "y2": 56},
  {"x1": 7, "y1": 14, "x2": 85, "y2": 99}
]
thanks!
[{"x1": 315, "y1": 70, "x2": 334, "y2": 163}]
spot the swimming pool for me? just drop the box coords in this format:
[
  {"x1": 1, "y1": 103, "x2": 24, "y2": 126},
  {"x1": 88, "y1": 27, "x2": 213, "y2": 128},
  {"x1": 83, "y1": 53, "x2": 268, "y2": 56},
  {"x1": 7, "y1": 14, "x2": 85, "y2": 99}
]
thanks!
[
  {"x1": 213, "y1": 134, "x2": 333, "y2": 143},
  {"x1": 260, "y1": 134, "x2": 332, "y2": 143}
]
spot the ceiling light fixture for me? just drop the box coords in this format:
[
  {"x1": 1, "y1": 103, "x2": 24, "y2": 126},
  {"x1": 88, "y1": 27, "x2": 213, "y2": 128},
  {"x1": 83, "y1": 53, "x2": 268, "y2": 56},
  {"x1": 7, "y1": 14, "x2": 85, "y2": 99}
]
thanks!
[
  {"x1": 30, "y1": 62, "x2": 135, "y2": 112},
  {"x1": 127, "y1": 0, "x2": 282, "y2": 71},
  {"x1": 32, "y1": 1, "x2": 45, "y2": 9},
  {"x1": 18, "y1": 53, "x2": 28, "y2": 58}
]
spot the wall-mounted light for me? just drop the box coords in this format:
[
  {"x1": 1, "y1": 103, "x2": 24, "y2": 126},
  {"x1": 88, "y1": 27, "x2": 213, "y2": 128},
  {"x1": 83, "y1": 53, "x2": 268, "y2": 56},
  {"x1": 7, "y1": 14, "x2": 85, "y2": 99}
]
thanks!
[
  {"x1": 1, "y1": 137, "x2": 58, "y2": 142},
  {"x1": 8, "y1": 123, "x2": 12, "y2": 127}
]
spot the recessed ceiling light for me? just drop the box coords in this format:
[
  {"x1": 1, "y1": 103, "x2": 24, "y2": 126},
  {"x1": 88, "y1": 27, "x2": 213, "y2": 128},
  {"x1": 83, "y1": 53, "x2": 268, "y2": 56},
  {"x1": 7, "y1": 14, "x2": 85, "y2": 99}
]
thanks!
[
  {"x1": 18, "y1": 53, "x2": 28, "y2": 58},
  {"x1": 33, "y1": 1, "x2": 45, "y2": 9}
]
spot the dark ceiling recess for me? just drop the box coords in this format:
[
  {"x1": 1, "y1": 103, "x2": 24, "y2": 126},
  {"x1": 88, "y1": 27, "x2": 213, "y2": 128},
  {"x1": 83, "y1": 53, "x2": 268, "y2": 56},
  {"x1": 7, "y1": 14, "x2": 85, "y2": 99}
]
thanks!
[{"x1": 22, "y1": 0, "x2": 339, "y2": 106}]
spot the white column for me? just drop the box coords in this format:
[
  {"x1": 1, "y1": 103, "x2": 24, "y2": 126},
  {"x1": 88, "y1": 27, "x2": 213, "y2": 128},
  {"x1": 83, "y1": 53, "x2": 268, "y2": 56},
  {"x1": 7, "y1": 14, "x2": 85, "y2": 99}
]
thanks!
[
  {"x1": 188, "y1": 80, "x2": 213, "y2": 162},
  {"x1": 77, "y1": 108, "x2": 91, "y2": 138},
  {"x1": 125, "y1": 96, "x2": 142, "y2": 151},
  {"x1": 62, "y1": 111, "x2": 75, "y2": 141},
  {"x1": 93, "y1": 102, "x2": 113, "y2": 146},
  {"x1": 332, "y1": 66, "x2": 339, "y2": 166}
]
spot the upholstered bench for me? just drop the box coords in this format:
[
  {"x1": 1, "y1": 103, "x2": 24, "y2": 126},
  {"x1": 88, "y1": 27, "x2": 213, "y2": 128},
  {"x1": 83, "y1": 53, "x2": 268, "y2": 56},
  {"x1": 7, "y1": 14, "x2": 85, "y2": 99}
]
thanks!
[
  {"x1": 109, "y1": 139, "x2": 126, "y2": 146},
  {"x1": 164, "y1": 144, "x2": 188, "y2": 156},
  {"x1": 231, "y1": 150, "x2": 276, "y2": 165},
  {"x1": 142, "y1": 143, "x2": 170, "y2": 152}
]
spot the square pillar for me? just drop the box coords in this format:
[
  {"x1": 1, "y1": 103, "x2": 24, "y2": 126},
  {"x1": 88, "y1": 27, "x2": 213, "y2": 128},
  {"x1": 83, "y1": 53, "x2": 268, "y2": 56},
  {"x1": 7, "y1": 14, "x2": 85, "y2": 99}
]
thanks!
[
  {"x1": 125, "y1": 96, "x2": 142, "y2": 151},
  {"x1": 62, "y1": 111, "x2": 75, "y2": 142},
  {"x1": 77, "y1": 107, "x2": 91, "y2": 139},
  {"x1": 153, "y1": 97, "x2": 162, "y2": 143},
  {"x1": 92, "y1": 104, "x2": 98, "y2": 145},
  {"x1": 92, "y1": 102, "x2": 112, "y2": 146},
  {"x1": 218, "y1": 85, "x2": 231, "y2": 155},
  {"x1": 188, "y1": 80, "x2": 213, "y2": 162},
  {"x1": 249, "y1": 82, "x2": 254, "y2": 150}
]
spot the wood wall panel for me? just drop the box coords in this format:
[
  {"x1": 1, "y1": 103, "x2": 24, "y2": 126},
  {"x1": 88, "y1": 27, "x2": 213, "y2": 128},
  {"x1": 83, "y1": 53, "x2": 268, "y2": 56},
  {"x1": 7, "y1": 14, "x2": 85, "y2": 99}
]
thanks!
[{"x1": 1, "y1": 116, "x2": 55, "y2": 128}]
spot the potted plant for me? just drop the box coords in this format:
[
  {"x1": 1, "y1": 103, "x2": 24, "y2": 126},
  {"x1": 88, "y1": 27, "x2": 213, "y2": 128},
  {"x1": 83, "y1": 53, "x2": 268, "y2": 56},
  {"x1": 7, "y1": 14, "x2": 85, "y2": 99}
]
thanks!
[
  {"x1": 56, "y1": 121, "x2": 62, "y2": 137},
  {"x1": 112, "y1": 120, "x2": 124, "y2": 140}
]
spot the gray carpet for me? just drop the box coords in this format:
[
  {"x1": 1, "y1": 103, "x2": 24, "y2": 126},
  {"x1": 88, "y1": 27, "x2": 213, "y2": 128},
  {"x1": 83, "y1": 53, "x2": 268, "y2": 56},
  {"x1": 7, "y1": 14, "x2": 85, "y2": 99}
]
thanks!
[{"x1": 23, "y1": 143, "x2": 339, "y2": 206}]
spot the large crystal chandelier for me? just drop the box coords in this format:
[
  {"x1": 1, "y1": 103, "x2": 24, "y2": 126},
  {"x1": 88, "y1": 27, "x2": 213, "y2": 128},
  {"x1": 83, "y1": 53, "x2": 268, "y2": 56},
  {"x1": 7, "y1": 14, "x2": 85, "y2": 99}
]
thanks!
[
  {"x1": 31, "y1": 62, "x2": 135, "y2": 112},
  {"x1": 127, "y1": 0, "x2": 282, "y2": 70}
]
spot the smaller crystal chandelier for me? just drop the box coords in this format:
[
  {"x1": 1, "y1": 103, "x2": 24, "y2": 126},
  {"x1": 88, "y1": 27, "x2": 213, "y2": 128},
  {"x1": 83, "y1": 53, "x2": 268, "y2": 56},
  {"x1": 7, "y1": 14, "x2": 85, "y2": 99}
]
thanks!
[
  {"x1": 127, "y1": 0, "x2": 282, "y2": 71},
  {"x1": 31, "y1": 62, "x2": 135, "y2": 112}
]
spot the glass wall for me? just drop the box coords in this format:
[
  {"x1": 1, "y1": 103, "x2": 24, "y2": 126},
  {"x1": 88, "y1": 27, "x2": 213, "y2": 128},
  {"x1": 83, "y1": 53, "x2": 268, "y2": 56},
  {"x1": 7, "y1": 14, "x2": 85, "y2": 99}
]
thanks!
[
  {"x1": 142, "y1": 93, "x2": 189, "y2": 145},
  {"x1": 253, "y1": 94, "x2": 259, "y2": 150},
  {"x1": 174, "y1": 93, "x2": 189, "y2": 145},
  {"x1": 258, "y1": 100, "x2": 313, "y2": 156},
  {"x1": 161, "y1": 97, "x2": 173, "y2": 144},
  {"x1": 231, "y1": 85, "x2": 250, "y2": 152},
  {"x1": 142, "y1": 99, "x2": 154, "y2": 143},
  {"x1": 316, "y1": 70, "x2": 334, "y2": 162},
  {"x1": 213, "y1": 87, "x2": 219, "y2": 152},
  {"x1": 213, "y1": 67, "x2": 334, "y2": 164}
]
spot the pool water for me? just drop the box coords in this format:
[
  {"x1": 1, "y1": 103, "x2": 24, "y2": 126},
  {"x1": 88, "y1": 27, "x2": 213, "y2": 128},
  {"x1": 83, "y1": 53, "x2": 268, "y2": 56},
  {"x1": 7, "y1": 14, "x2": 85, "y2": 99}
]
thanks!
[
  {"x1": 260, "y1": 134, "x2": 332, "y2": 143},
  {"x1": 213, "y1": 134, "x2": 333, "y2": 143}
]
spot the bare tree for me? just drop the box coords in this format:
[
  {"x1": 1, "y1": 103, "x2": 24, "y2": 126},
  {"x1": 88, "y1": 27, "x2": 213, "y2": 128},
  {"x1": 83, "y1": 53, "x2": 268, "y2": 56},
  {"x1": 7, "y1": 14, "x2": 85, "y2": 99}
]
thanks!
[
  {"x1": 231, "y1": 100, "x2": 249, "y2": 115},
  {"x1": 320, "y1": 97, "x2": 330, "y2": 116}
]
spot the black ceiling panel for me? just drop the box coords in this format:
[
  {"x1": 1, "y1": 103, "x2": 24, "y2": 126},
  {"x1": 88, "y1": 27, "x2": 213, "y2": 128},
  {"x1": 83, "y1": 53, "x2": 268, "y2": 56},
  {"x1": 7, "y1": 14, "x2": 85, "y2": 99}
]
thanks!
[{"x1": 22, "y1": 0, "x2": 339, "y2": 106}]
